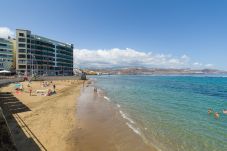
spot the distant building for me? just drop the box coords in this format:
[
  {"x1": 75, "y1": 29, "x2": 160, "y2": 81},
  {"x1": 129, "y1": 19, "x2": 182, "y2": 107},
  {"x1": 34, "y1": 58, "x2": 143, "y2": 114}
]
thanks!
[
  {"x1": 16, "y1": 29, "x2": 73, "y2": 76},
  {"x1": 73, "y1": 68, "x2": 82, "y2": 76},
  {"x1": 0, "y1": 38, "x2": 15, "y2": 71}
]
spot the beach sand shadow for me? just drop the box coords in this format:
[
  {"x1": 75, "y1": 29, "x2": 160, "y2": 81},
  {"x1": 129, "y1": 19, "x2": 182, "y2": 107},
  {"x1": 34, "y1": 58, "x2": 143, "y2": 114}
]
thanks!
[{"x1": 0, "y1": 92, "x2": 46, "y2": 151}]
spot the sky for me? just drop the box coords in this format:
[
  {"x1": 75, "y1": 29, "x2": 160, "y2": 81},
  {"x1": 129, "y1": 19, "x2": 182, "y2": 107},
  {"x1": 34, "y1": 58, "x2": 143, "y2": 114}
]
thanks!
[{"x1": 1, "y1": 0, "x2": 227, "y2": 69}]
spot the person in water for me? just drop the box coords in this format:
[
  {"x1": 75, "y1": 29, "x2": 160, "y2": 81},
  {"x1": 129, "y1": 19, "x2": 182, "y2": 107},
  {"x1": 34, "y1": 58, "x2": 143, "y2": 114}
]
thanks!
[
  {"x1": 223, "y1": 109, "x2": 227, "y2": 115},
  {"x1": 214, "y1": 112, "x2": 220, "y2": 119},
  {"x1": 208, "y1": 108, "x2": 213, "y2": 115}
]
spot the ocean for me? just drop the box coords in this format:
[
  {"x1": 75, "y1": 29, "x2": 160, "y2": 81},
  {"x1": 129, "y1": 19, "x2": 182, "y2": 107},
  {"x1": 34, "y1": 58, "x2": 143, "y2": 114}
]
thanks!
[{"x1": 90, "y1": 75, "x2": 227, "y2": 151}]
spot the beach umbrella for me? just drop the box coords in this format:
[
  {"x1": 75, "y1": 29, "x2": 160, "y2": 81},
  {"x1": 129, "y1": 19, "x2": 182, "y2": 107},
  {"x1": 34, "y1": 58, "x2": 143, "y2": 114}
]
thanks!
[
  {"x1": 0, "y1": 70, "x2": 11, "y2": 73},
  {"x1": 0, "y1": 70, "x2": 11, "y2": 76}
]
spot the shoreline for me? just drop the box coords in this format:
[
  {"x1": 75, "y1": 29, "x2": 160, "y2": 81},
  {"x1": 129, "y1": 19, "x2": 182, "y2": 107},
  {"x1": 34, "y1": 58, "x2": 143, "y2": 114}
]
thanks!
[
  {"x1": 74, "y1": 83, "x2": 157, "y2": 151},
  {"x1": 0, "y1": 80, "x2": 84, "y2": 151}
]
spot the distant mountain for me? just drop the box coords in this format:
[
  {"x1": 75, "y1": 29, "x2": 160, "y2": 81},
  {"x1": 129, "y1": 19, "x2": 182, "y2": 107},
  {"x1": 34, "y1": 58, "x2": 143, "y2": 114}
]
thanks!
[{"x1": 83, "y1": 67, "x2": 227, "y2": 75}]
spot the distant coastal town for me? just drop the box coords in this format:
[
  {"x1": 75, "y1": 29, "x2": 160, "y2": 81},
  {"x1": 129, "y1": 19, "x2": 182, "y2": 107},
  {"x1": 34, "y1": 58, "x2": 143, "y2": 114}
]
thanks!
[{"x1": 81, "y1": 67, "x2": 227, "y2": 75}]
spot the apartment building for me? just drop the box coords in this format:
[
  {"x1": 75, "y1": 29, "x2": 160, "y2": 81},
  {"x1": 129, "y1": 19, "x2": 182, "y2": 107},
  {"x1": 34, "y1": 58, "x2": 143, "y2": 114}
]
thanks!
[
  {"x1": 16, "y1": 29, "x2": 73, "y2": 76},
  {"x1": 0, "y1": 37, "x2": 15, "y2": 71}
]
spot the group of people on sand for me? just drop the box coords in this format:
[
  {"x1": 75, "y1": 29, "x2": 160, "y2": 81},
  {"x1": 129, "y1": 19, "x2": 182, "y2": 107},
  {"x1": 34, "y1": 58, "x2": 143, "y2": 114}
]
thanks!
[
  {"x1": 27, "y1": 81, "x2": 56, "y2": 96},
  {"x1": 208, "y1": 108, "x2": 227, "y2": 119},
  {"x1": 42, "y1": 81, "x2": 51, "y2": 87}
]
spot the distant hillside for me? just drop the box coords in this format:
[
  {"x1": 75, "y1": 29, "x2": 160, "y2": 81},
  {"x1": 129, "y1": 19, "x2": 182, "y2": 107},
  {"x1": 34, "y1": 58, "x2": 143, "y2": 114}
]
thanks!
[{"x1": 82, "y1": 67, "x2": 227, "y2": 75}]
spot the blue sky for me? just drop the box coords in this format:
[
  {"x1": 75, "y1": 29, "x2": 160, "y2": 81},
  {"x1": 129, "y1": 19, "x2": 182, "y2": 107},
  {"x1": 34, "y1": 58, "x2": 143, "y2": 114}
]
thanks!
[{"x1": 1, "y1": 0, "x2": 227, "y2": 69}]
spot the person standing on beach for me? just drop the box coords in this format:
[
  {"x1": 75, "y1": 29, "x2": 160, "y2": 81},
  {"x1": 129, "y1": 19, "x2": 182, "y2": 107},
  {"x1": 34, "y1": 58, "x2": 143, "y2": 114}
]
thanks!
[
  {"x1": 29, "y1": 88, "x2": 32, "y2": 96},
  {"x1": 94, "y1": 87, "x2": 97, "y2": 93},
  {"x1": 53, "y1": 84, "x2": 56, "y2": 93},
  {"x1": 83, "y1": 80, "x2": 85, "y2": 88}
]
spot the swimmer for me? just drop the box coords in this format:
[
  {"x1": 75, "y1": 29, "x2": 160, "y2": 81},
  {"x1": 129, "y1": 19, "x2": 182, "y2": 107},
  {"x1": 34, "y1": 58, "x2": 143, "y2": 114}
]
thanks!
[
  {"x1": 208, "y1": 108, "x2": 213, "y2": 115},
  {"x1": 223, "y1": 109, "x2": 227, "y2": 115},
  {"x1": 214, "y1": 112, "x2": 220, "y2": 119}
]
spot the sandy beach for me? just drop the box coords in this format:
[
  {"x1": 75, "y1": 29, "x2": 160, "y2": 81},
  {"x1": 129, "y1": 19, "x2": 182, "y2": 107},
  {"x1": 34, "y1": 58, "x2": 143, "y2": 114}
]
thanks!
[
  {"x1": 0, "y1": 79, "x2": 157, "y2": 151},
  {"x1": 0, "y1": 80, "x2": 84, "y2": 151}
]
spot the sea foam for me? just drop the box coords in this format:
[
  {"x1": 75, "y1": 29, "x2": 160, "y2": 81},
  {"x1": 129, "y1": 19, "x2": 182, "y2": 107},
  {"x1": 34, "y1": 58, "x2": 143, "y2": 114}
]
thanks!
[
  {"x1": 119, "y1": 110, "x2": 135, "y2": 124},
  {"x1": 104, "y1": 96, "x2": 110, "y2": 101},
  {"x1": 126, "y1": 122, "x2": 141, "y2": 136}
]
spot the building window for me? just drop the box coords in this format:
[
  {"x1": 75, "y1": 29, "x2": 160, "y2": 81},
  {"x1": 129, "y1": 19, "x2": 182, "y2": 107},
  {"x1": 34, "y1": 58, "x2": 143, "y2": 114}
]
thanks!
[
  {"x1": 18, "y1": 65, "x2": 26, "y2": 69},
  {"x1": 0, "y1": 49, "x2": 9, "y2": 52},
  {"x1": 18, "y1": 54, "x2": 26, "y2": 58},
  {"x1": 0, "y1": 43, "x2": 7, "y2": 47},
  {"x1": 18, "y1": 60, "x2": 26, "y2": 64},
  {"x1": 18, "y1": 49, "x2": 26, "y2": 53},
  {"x1": 18, "y1": 43, "x2": 26, "y2": 47},
  {"x1": 18, "y1": 38, "x2": 26, "y2": 42},
  {"x1": 19, "y1": 33, "x2": 24, "y2": 37}
]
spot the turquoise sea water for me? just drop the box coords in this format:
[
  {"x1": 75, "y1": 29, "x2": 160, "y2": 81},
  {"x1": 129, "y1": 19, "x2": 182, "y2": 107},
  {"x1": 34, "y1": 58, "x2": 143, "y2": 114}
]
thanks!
[{"x1": 92, "y1": 75, "x2": 227, "y2": 151}]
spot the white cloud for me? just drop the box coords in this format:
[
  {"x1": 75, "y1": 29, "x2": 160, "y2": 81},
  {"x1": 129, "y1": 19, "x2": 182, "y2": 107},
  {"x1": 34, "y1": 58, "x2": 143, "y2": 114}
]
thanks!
[
  {"x1": 74, "y1": 48, "x2": 193, "y2": 68},
  {"x1": 205, "y1": 64, "x2": 214, "y2": 68},
  {"x1": 0, "y1": 27, "x2": 14, "y2": 38},
  {"x1": 193, "y1": 62, "x2": 203, "y2": 66},
  {"x1": 192, "y1": 62, "x2": 215, "y2": 69},
  {"x1": 181, "y1": 54, "x2": 190, "y2": 62}
]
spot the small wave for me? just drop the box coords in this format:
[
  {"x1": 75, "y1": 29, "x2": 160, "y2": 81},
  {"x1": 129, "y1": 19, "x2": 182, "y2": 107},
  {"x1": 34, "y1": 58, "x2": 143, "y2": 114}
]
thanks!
[
  {"x1": 119, "y1": 110, "x2": 135, "y2": 124},
  {"x1": 104, "y1": 96, "x2": 110, "y2": 101},
  {"x1": 126, "y1": 122, "x2": 141, "y2": 136},
  {"x1": 117, "y1": 104, "x2": 121, "y2": 108},
  {"x1": 126, "y1": 123, "x2": 162, "y2": 151}
]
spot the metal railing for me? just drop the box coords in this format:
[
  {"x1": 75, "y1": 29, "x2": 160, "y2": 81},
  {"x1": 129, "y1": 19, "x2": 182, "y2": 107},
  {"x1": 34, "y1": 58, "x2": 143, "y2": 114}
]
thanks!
[{"x1": 0, "y1": 77, "x2": 23, "y2": 86}]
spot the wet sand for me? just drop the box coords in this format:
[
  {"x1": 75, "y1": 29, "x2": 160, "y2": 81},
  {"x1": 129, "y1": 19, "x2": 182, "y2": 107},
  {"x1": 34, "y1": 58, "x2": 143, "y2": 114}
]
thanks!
[
  {"x1": 74, "y1": 85, "x2": 157, "y2": 151},
  {"x1": 0, "y1": 80, "x2": 83, "y2": 151}
]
